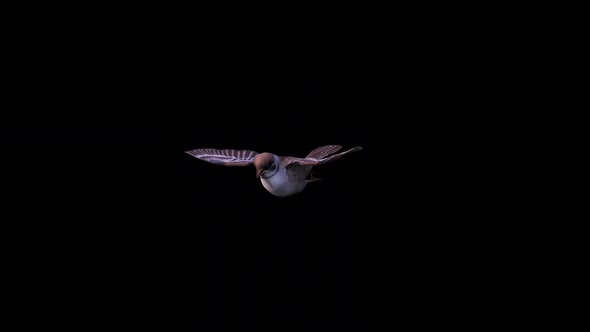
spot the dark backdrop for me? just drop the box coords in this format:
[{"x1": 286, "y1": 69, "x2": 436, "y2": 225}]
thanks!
[
  {"x1": 1, "y1": 15, "x2": 505, "y2": 330},
  {"x1": 2, "y1": 69, "x2": 376, "y2": 331}
]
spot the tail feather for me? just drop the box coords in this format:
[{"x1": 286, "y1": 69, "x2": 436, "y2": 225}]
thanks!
[{"x1": 306, "y1": 172, "x2": 322, "y2": 183}]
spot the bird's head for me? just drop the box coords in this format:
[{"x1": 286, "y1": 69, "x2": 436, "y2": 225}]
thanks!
[{"x1": 254, "y1": 153, "x2": 278, "y2": 179}]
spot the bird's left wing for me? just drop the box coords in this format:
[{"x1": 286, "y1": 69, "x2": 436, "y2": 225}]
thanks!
[
  {"x1": 283, "y1": 146, "x2": 362, "y2": 166},
  {"x1": 185, "y1": 149, "x2": 259, "y2": 166}
]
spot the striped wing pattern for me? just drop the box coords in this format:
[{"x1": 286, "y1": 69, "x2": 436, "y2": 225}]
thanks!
[
  {"x1": 306, "y1": 145, "x2": 342, "y2": 159},
  {"x1": 285, "y1": 146, "x2": 363, "y2": 166},
  {"x1": 185, "y1": 149, "x2": 259, "y2": 166}
]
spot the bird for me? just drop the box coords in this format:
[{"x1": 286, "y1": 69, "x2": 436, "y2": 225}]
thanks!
[{"x1": 185, "y1": 145, "x2": 362, "y2": 197}]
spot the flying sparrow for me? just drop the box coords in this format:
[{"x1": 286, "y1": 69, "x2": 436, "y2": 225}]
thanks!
[{"x1": 185, "y1": 145, "x2": 362, "y2": 197}]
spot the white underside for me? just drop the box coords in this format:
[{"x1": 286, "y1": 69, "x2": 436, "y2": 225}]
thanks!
[{"x1": 260, "y1": 167, "x2": 306, "y2": 197}]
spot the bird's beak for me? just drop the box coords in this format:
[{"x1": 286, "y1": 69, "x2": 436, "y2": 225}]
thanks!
[{"x1": 256, "y1": 169, "x2": 266, "y2": 179}]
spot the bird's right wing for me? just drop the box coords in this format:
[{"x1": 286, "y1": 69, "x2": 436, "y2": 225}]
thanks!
[
  {"x1": 283, "y1": 146, "x2": 362, "y2": 166},
  {"x1": 185, "y1": 149, "x2": 259, "y2": 166},
  {"x1": 305, "y1": 145, "x2": 342, "y2": 159}
]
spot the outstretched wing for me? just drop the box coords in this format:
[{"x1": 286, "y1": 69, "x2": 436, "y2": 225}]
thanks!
[
  {"x1": 283, "y1": 146, "x2": 362, "y2": 166},
  {"x1": 306, "y1": 145, "x2": 342, "y2": 159},
  {"x1": 185, "y1": 149, "x2": 259, "y2": 166}
]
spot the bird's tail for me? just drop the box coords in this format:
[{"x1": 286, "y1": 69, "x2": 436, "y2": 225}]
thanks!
[{"x1": 306, "y1": 172, "x2": 322, "y2": 182}]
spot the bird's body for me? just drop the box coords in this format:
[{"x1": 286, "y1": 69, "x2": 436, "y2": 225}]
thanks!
[
  {"x1": 185, "y1": 145, "x2": 362, "y2": 197},
  {"x1": 260, "y1": 161, "x2": 302, "y2": 197},
  {"x1": 258, "y1": 156, "x2": 312, "y2": 197}
]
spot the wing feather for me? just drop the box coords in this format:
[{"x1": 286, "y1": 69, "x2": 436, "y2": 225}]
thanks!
[
  {"x1": 185, "y1": 148, "x2": 259, "y2": 166},
  {"x1": 284, "y1": 146, "x2": 362, "y2": 166},
  {"x1": 305, "y1": 145, "x2": 342, "y2": 159}
]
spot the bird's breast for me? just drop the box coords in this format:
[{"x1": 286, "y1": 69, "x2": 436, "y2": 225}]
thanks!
[{"x1": 260, "y1": 169, "x2": 306, "y2": 197}]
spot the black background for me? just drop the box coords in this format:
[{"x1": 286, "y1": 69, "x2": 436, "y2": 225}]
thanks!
[
  {"x1": 2, "y1": 64, "x2": 377, "y2": 330},
  {"x1": 0, "y1": 9, "x2": 513, "y2": 330},
  {"x1": 3, "y1": 85, "x2": 495, "y2": 331}
]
